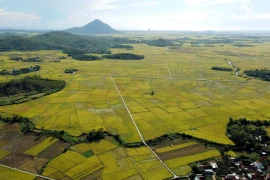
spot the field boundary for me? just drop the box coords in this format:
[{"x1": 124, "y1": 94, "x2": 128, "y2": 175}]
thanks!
[
  {"x1": 166, "y1": 60, "x2": 172, "y2": 80},
  {"x1": 0, "y1": 163, "x2": 54, "y2": 180},
  {"x1": 110, "y1": 76, "x2": 178, "y2": 179}
]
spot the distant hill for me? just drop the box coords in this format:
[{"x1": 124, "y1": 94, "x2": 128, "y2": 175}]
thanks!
[
  {"x1": 66, "y1": 19, "x2": 123, "y2": 34},
  {"x1": 0, "y1": 31, "x2": 111, "y2": 52}
]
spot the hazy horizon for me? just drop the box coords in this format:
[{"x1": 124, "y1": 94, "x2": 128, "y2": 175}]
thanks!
[{"x1": 0, "y1": 0, "x2": 269, "y2": 31}]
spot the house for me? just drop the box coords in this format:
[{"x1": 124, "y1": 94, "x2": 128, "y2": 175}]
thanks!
[
  {"x1": 195, "y1": 174, "x2": 206, "y2": 180},
  {"x1": 204, "y1": 169, "x2": 214, "y2": 176},
  {"x1": 210, "y1": 161, "x2": 218, "y2": 169},
  {"x1": 254, "y1": 161, "x2": 264, "y2": 170},
  {"x1": 225, "y1": 173, "x2": 240, "y2": 180}
]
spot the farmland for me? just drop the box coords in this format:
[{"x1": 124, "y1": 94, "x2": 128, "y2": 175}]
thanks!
[{"x1": 0, "y1": 32, "x2": 270, "y2": 179}]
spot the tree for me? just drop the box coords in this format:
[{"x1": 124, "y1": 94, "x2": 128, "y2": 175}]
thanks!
[{"x1": 20, "y1": 121, "x2": 35, "y2": 134}]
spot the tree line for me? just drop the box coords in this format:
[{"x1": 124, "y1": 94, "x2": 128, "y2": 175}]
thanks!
[
  {"x1": 244, "y1": 68, "x2": 270, "y2": 81},
  {"x1": 212, "y1": 66, "x2": 233, "y2": 71},
  {"x1": 103, "y1": 53, "x2": 144, "y2": 60},
  {"x1": 0, "y1": 65, "x2": 40, "y2": 75}
]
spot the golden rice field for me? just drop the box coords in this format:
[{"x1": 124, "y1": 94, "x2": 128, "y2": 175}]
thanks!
[
  {"x1": 0, "y1": 43, "x2": 269, "y2": 145},
  {"x1": 43, "y1": 139, "x2": 175, "y2": 179},
  {"x1": 1, "y1": 34, "x2": 270, "y2": 179}
]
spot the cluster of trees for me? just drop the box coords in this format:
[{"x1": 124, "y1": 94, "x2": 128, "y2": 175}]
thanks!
[
  {"x1": 212, "y1": 66, "x2": 233, "y2": 71},
  {"x1": 87, "y1": 128, "x2": 104, "y2": 142},
  {"x1": 9, "y1": 56, "x2": 43, "y2": 62},
  {"x1": 244, "y1": 68, "x2": 270, "y2": 81},
  {"x1": 111, "y1": 44, "x2": 133, "y2": 49},
  {"x1": 103, "y1": 53, "x2": 144, "y2": 60},
  {"x1": 9, "y1": 57, "x2": 23, "y2": 61},
  {"x1": 72, "y1": 54, "x2": 102, "y2": 61},
  {"x1": 0, "y1": 75, "x2": 65, "y2": 96},
  {"x1": 23, "y1": 57, "x2": 43, "y2": 62},
  {"x1": 0, "y1": 65, "x2": 40, "y2": 75},
  {"x1": 147, "y1": 38, "x2": 173, "y2": 47},
  {"x1": 64, "y1": 69, "x2": 77, "y2": 73},
  {"x1": 227, "y1": 118, "x2": 270, "y2": 152},
  {"x1": 233, "y1": 44, "x2": 254, "y2": 47}
]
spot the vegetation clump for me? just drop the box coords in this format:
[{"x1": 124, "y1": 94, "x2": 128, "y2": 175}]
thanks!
[
  {"x1": 0, "y1": 75, "x2": 65, "y2": 105},
  {"x1": 9, "y1": 56, "x2": 23, "y2": 61},
  {"x1": 23, "y1": 57, "x2": 43, "y2": 62},
  {"x1": 72, "y1": 54, "x2": 102, "y2": 61},
  {"x1": 244, "y1": 68, "x2": 270, "y2": 81},
  {"x1": 103, "y1": 53, "x2": 144, "y2": 60},
  {"x1": 111, "y1": 44, "x2": 133, "y2": 49},
  {"x1": 0, "y1": 65, "x2": 41, "y2": 75},
  {"x1": 212, "y1": 66, "x2": 233, "y2": 71},
  {"x1": 227, "y1": 118, "x2": 270, "y2": 152},
  {"x1": 147, "y1": 38, "x2": 173, "y2": 47},
  {"x1": 65, "y1": 69, "x2": 77, "y2": 73}
]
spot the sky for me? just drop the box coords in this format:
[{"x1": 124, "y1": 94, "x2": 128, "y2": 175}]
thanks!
[{"x1": 0, "y1": 0, "x2": 269, "y2": 31}]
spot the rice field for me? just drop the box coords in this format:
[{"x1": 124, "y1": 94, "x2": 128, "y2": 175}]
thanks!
[
  {"x1": 0, "y1": 43, "x2": 269, "y2": 145},
  {"x1": 0, "y1": 166, "x2": 36, "y2": 180},
  {"x1": 1, "y1": 33, "x2": 270, "y2": 179}
]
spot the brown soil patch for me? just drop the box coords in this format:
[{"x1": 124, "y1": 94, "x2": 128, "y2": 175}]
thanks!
[
  {"x1": 0, "y1": 153, "x2": 32, "y2": 168},
  {"x1": 81, "y1": 169, "x2": 103, "y2": 180},
  {"x1": 37, "y1": 141, "x2": 70, "y2": 159},
  {"x1": 151, "y1": 139, "x2": 190, "y2": 149},
  {"x1": 156, "y1": 144, "x2": 213, "y2": 161},
  {"x1": 2, "y1": 135, "x2": 46, "y2": 153},
  {"x1": 20, "y1": 157, "x2": 48, "y2": 174}
]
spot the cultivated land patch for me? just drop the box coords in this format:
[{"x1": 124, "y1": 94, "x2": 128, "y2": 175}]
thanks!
[
  {"x1": 0, "y1": 35, "x2": 270, "y2": 179},
  {"x1": 157, "y1": 144, "x2": 215, "y2": 160},
  {"x1": 0, "y1": 45, "x2": 269, "y2": 145}
]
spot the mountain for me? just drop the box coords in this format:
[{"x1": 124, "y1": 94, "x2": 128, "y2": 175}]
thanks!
[
  {"x1": 66, "y1": 19, "x2": 123, "y2": 34},
  {"x1": 0, "y1": 31, "x2": 112, "y2": 52}
]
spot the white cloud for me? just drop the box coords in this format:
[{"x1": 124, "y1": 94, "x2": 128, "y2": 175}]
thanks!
[
  {"x1": 0, "y1": 9, "x2": 41, "y2": 28},
  {"x1": 185, "y1": 0, "x2": 243, "y2": 6},
  {"x1": 130, "y1": 2, "x2": 158, "y2": 6},
  {"x1": 85, "y1": 0, "x2": 121, "y2": 10}
]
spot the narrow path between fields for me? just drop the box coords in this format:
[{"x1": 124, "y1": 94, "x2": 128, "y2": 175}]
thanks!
[
  {"x1": 0, "y1": 164, "x2": 54, "y2": 180},
  {"x1": 166, "y1": 59, "x2": 172, "y2": 80},
  {"x1": 110, "y1": 76, "x2": 178, "y2": 179}
]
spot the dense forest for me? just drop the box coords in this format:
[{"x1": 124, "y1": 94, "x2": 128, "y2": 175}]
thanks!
[
  {"x1": 244, "y1": 68, "x2": 270, "y2": 81},
  {"x1": 227, "y1": 118, "x2": 270, "y2": 152},
  {"x1": 212, "y1": 66, "x2": 233, "y2": 71},
  {"x1": 0, "y1": 65, "x2": 40, "y2": 75},
  {"x1": 0, "y1": 75, "x2": 65, "y2": 96},
  {"x1": 0, "y1": 31, "x2": 140, "y2": 53},
  {"x1": 103, "y1": 53, "x2": 144, "y2": 60}
]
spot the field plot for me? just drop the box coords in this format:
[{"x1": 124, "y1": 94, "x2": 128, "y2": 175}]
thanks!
[
  {"x1": 0, "y1": 166, "x2": 36, "y2": 180},
  {"x1": 165, "y1": 150, "x2": 221, "y2": 170},
  {"x1": 0, "y1": 150, "x2": 11, "y2": 159},
  {"x1": 24, "y1": 137, "x2": 58, "y2": 156}
]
